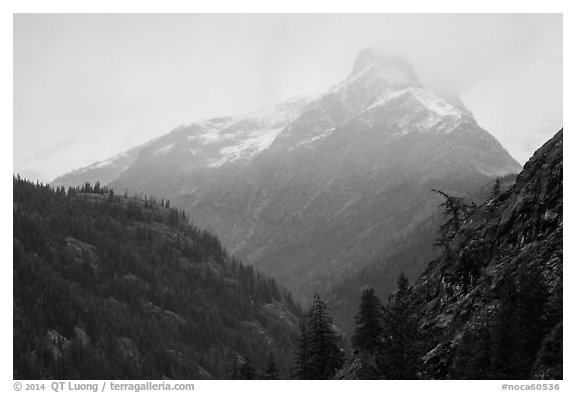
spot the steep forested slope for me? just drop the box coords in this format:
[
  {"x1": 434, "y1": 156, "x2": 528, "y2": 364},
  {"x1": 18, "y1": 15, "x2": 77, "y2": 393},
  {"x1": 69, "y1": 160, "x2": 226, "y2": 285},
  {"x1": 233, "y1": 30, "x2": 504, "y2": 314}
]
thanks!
[
  {"x1": 329, "y1": 173, "x2": 518, "y2": 338},
  {"x1": 13, "y1": 178, "x2": 301, "y2": 379},
  {"x1": 336, "y1": 130, "x2": 562, "y2": 380},
  {"x1": 412, "y1": 129, "x2": 563, "y2": 379}
]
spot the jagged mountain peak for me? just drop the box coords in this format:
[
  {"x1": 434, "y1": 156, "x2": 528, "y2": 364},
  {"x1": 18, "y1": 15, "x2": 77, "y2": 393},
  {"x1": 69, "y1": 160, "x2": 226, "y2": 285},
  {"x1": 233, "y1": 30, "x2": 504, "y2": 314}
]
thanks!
[
  {"x1": 52, "y1": 45, "x2": 522, "y2": 305},
  {"x1": 53, "y1": 45, "x2": 495, "y2": 185},
  {"x1": 321, "y1": 44, "x2": 469, "y2": 136},
  {"x1": 349, "y1": 44, "x2": 419, "y2": 88}
]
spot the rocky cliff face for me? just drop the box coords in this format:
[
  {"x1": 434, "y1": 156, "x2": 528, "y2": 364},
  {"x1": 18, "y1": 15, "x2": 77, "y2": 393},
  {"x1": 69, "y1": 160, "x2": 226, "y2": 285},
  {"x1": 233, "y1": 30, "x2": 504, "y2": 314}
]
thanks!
[
  {"x1": 328, "y1": 173, "x2": 519, "y2": 338},
  {"x1": 411, "y1": 129, "x2": 562, "y2": 379},
  {"x1": 53, "y1": 44, "x2": 521, "y2": 302}
]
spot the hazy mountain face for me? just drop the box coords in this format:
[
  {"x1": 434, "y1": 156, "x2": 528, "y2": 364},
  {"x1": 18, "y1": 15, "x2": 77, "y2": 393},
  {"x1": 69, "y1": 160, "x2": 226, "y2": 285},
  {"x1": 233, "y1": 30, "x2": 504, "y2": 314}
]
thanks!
[{"x1": 53, "y1": 45, "x2": 521, "y2": 302}]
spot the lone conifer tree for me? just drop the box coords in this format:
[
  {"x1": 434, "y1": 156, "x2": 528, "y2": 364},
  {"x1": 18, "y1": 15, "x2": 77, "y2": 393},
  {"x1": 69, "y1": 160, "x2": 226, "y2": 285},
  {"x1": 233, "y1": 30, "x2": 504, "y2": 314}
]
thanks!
[
  {"x1": 432, "y1": 189, "x2": 476, "y2": 253},
  {"x1": 294, "y1": 318, "x2": 312, "y2": 379},
  {"x1": 352, "y1": 288, "x2": 384, "y2": 351},
  {"x1": 351, "y1": 288, "x2": 384, "y2": 379},
  {"x1": 485, "y1": 177, "x2": 504, "y2": 219},
  {"x1": 379, "y1": 273, "x2": 421, "y2": 379},
  {"x1": 295, "y1": 294, "x2": 344, "y2": 379},
  {"x1": 492, "y1": 177, "x2": 502, "y2": 198}
]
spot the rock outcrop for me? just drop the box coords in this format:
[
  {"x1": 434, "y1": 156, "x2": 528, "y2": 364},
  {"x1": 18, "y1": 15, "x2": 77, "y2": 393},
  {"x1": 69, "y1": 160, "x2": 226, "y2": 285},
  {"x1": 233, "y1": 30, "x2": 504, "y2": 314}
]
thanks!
[{"x1": 411, "y1": 129, "x2": 562, "y2": 379}]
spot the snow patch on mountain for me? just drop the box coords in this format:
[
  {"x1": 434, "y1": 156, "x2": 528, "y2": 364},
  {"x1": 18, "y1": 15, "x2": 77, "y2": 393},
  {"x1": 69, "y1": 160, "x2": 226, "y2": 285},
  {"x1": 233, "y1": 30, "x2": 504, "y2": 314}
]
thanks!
[
  {"x1": 365, "y1": 89, "x2": 411, "y2": 111},
  {"x1": 292, "y1": 127, "x2": 336, "y2": 151},
  {"x1": 409, "y1": 88, "x2": 462, "y2": 118},
  {"x1": 155, "y1": 143, "x2": 176, "y2": 155},
  {"x1": 359, "y1": 85, "x2": 466, "y2": 136},
  {"x1": 162, "y1": 97, "x2": 316, "y2": 167},
  {"x1": 237, "y1": 96, "x2": 312, "y2": 128},
  {"x1": 208, "y1": 127, "x2": 284, "y2": 168},
  {"x1": 332, "y1": 64, "x2": 377, "y2": 92},
  {"x1": 365, "y1": 87, "x2": 462, "y2": 119}
]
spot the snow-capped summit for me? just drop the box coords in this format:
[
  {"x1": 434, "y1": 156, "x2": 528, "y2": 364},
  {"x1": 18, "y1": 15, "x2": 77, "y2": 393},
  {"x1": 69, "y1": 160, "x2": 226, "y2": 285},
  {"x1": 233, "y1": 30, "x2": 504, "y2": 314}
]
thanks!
[
  {"x1": 53, "y1": 47, "x2": 479, "y2": 182},
  {"x1": 349, "y1": 44, "x2": 419, "y2": 87},
  {"x1": 53, "y1": 44, "x2": 522, "y2": 301}
]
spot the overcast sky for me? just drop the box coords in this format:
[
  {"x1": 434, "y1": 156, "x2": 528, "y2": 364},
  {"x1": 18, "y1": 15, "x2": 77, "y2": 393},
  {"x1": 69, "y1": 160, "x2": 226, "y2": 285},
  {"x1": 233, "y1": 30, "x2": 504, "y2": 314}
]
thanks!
[{"x1": 13, "y1": 13, "x2": 562, "y2": 182}]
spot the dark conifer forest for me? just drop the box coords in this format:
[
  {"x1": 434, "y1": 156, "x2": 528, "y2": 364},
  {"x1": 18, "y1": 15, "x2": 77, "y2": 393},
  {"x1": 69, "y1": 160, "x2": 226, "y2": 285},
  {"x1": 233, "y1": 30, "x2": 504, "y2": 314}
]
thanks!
[{"x1": 13, "y1": 177, "x2": 301, "y2": 379}]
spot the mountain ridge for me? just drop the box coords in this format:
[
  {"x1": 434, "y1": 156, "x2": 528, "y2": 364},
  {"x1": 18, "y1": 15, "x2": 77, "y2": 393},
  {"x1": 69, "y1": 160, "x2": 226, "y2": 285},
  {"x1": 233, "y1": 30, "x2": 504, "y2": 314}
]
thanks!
[
  {"x1": 52, "y1": 45, "x2": 521, "y2": 302},
  {"x1": 54, "y1": 45, "x2": 518, "y2": 187},
  {"x1": 13, "y1": 177, "x2": 301, "y2": 379}
]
